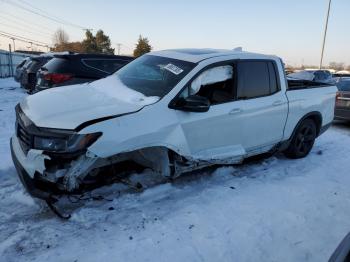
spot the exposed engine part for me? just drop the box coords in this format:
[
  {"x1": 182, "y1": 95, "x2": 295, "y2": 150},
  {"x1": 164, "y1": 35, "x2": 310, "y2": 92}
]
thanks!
[
  {"x1": 62, "y1": 154, "x2": 100, "y2": 191},
  {"x1": 130, "y1": 147, "x2": 171, "y2": 177}
]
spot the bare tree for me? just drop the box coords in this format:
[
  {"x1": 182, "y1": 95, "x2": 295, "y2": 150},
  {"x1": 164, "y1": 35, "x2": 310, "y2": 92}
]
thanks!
[
  {"x1": 329, "y1": 62, "x2": 345, "y2": 71},
  {"x1": 53, "y1": 28, "x2": 69, "y2": 46}
]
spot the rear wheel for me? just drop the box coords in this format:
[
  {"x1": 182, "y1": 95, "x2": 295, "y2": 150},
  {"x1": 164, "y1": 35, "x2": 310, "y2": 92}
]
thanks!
[{"x1": 284, "y1": 119, "x2": 317, "y2": 159}]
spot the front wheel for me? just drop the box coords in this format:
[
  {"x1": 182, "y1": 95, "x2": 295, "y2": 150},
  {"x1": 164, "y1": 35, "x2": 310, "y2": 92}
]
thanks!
[{"x1": 284, "y1": 119, "x2": 317, "y2": 159}]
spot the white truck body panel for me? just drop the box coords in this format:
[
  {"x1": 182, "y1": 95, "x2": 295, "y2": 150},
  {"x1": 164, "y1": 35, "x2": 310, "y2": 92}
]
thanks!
[{"x1": 284, "y1": 86, "x2": 337, "y2": 140}]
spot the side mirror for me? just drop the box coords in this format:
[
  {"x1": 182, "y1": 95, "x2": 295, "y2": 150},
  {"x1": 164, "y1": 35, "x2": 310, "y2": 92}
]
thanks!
[{"x1": 176, "y1": 95, "x2": 210, "y2": 112}]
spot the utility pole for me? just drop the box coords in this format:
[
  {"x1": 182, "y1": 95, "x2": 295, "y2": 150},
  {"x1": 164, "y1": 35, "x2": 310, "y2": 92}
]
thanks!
[
  {"x1": 116, "y1": 43, "x2": 121, "y2": 55},
  {"x1": 320, "y1": 0, "x2": 332, "y2": 69},
  {"x1": 11, "y1": 38, "x2": 16, "y2": 52},
  {"x1": 8, "y1": 44, "x2": 13, "y2": 76},
  {"x1": 28, "y1": 42, "x2": 33, "y2": 51}
]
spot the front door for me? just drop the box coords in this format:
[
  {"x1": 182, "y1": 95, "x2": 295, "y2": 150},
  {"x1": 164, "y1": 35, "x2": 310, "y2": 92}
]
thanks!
[{"x1": 175, "y1": 64, "x2": 246, "y2": 160}]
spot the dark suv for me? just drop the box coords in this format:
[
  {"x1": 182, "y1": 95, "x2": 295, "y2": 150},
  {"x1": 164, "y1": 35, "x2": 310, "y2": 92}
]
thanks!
[
  {"x1": 14, "y1": 57, "x2": 31, "y2": 83},
  {"x1": 35, "y1": 53, "x2": 134, "y2": 92},
  {"x1": 21, "y1": 55, "x2": 53, "y2": 92}
]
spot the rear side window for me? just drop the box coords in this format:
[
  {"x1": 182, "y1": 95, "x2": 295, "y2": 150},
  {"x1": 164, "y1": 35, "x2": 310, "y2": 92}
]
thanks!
[
  {"x1": 29, "y1": 58, "x2": 49, "y2": 72},
  {"x1": 82, "y1": 59, "x2": 128, "y2": 74},
  {"x1": 17, "y1": 59, "x2": 27, "y2": 68},
  {"x1": 268, "y1": 62, "x2": 279, "y2": 94},
  {"x1": 23, "y1": 59, "x2": 33, "y2": 69},
  {"x1": 237, "y1": 61, "x2": 279, "y2": 99},
  {"x1": 42, "y1": 58, "x2": 67, "y2": 72},
  {"x1": 314, "y1": 70, "x2": 331, "y2": 82},
  {"x1": 336, "y1": 80, "x2": 350, "y2": 91}
]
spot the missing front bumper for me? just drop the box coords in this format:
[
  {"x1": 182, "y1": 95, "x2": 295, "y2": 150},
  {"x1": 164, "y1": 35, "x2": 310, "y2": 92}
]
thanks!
[
  {"x1": 11, "y1": 136, "x2": 102, "y2": 199},
  {"x1": 11, "y1": 137, "x2": 56, "y2": 200}
]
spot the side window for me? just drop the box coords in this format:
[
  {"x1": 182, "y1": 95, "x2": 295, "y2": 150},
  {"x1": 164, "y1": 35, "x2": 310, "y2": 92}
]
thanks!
[
  {"x1": 181, "y1": 65, "x2": 234, "y2": 104},
  {"x1": 83, "y1": 59, "x2": 128, "y2": 74},
  {"x1": 268, "y1": 62, "x2": 279, "y2": 94},
  {"x1": 237, "y1": 61, "x2": 270, "y2": 99}
]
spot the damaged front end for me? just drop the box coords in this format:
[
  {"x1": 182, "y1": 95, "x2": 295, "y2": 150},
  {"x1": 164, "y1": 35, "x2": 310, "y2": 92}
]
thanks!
[
  {"x1": 11, "y1": 105, "x2": 104, "y2": 200},
  {"x1": 11, "y1": 105, "x2": 173, "y2": 201}
]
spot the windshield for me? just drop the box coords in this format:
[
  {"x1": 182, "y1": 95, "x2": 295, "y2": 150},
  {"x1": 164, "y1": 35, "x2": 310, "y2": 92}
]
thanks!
[{"x1": 115, "y1": 55, "x2": 195, "y2": 98}]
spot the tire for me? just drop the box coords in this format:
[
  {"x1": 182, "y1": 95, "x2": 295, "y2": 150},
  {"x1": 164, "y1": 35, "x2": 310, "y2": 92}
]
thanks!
[{"x1": 284, "y1": 119, "x2": 317, "y2": 159}]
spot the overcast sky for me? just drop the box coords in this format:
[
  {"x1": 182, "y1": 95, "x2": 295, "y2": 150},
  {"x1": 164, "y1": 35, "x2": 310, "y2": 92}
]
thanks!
[{"x1": 0, "y1": 0, "x2": 349, "y2": 66}]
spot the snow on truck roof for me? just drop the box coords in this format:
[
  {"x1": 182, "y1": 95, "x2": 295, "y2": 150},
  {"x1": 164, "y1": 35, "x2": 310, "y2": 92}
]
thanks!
[{"x1": 150, "y1": 48, "x2": 279, "y2": 63}]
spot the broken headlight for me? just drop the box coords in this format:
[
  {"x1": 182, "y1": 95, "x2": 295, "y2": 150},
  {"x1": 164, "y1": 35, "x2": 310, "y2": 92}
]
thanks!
[
  {"x1": 34, "y1": 136, "x2": 66, "y2": 151},
  {"x1": 33, "y1": 132, "x2": 102, "y2": 153}
]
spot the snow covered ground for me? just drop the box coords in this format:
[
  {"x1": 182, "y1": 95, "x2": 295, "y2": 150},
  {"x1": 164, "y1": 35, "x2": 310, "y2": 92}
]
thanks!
[{"x1": 1, "y1": 77, "x2": 350, "y2": 262}]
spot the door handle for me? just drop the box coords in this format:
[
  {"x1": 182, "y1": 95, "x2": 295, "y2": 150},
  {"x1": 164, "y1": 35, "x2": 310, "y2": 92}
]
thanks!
[
  {"x1": 272, "y1": 100, "x2": 284, "y2": 106},
  {"x1": 229, "y1": 108, "x2": 242, "y2": 114}
]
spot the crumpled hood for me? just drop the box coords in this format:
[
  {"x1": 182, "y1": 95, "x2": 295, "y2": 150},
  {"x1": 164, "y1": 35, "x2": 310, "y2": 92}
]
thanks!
[{"x1": 20, "y1": 76, "x2": 159, "y2": 130}]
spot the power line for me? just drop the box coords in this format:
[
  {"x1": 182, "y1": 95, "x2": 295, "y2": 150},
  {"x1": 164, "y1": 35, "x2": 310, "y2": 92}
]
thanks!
[
  {"x1": 16, "y1": 0, "x2": 86, "y2": 29},
  {"x1": 0, "y1": 15, "x2": 53, "y2": 37},
  {"x1": 0, "y1": 11, "x2": 56, "y2": 33},
  {"x1": 2, "y1": 0, "x2": 87, "y2": 30},
  {"x1": 1, "y1": 9, "x2": 85, "y2": 41},
  {"x1": 0, "y1": 20, "x2": 53, "y2": 39},
  {"x1": 0, "y1": 30, "x2": 50, "y2": 47},
  {"x1": 0, "y1": 33, "x2": 50, "y2": 51}
]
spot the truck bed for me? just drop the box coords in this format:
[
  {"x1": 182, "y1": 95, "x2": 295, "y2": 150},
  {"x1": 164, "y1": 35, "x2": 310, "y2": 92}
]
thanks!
[
  {"x1": 287, "y1": 78, "x2": 334, "y2": 90},
  {"x1": 283, "y1": 81, "x2": 337, "y2": 141}
]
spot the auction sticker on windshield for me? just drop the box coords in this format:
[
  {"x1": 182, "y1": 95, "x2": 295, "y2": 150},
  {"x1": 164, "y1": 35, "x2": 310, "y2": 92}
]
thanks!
[{"x1": 164, "y1": 64, "x2": 184, "y2": 75}]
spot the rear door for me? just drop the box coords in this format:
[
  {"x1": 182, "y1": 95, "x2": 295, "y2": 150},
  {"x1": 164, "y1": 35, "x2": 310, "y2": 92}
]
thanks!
[{"x1": 235, "y1": 60, "x2": 288, "y2": 153}]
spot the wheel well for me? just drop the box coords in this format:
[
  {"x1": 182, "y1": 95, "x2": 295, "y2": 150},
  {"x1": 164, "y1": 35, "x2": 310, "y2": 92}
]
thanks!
[
  {"x1": 290, "y1": 112, "x2": 323, "y2": 140},
  {"x1": 304, "y1": 113, "x2": 322, "y2": 136},
  {"x1": 279, "y1": 112, "x2": 323, "y2": 152}
]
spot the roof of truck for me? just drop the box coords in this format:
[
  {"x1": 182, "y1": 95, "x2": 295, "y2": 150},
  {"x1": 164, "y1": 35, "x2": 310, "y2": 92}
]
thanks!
[{"x1": 151, "y1": 48, "x2": 279, "y2": 63}]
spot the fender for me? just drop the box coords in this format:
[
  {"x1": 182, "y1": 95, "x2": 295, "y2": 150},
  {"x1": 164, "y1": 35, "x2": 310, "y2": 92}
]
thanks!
[{"x1": 278, "y1": 111, "x2": 322, "y2": 152}]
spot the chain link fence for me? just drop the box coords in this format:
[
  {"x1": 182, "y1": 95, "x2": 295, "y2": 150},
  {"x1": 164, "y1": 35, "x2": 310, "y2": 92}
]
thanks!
[{"x1": 0, "y1": 50, "x2": 33, "y2": 78}]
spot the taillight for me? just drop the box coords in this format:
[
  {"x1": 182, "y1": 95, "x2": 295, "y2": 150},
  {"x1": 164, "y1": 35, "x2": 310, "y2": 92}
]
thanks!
[
  {"x1": 44, "y1": 73, "x2": 73, "y2": 84},
  {"x1": 336, "y1": 92, "x2": 341, "y2": 101}
]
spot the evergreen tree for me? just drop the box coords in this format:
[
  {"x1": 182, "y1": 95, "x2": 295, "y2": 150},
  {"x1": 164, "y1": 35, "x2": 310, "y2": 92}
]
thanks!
[
  {"x1": 95, "y1": 30, "x2": 115, "y2": 54},
  {"x1": 133, "y1": 35, "x2": 152, "y2": 57},
  {"x1": 82, "y1": 30, "x2": 98, "y2": 53}
]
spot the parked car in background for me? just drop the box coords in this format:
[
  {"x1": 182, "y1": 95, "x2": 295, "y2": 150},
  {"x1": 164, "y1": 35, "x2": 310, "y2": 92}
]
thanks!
[
  {"x1": 335, "y1": 77, "x2": 350, "y2": 121},
  {"x1": 333, "y1": 70, "x2": 350, "y2": 78},
  {"x1": 10, "y1": 49, "x2": 337, "y2": 201},
  {"x1": 288, "y1": 69, "x2": 334, "y2": 84},
  {"x1": 20, "y1": 55, "x2": 53, "y2": 92},
  {"x1": 35, "y1": 53, "x2": 134, "y2": 93},
  {"x1": 14, "y1": 57, "x2": 31, "y2": 83}
]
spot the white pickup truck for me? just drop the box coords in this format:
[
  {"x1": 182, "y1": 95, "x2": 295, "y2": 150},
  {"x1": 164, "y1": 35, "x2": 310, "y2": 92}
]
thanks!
[{"x1": 11, "y1": 48, "x2": 337, "y2": 201}]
